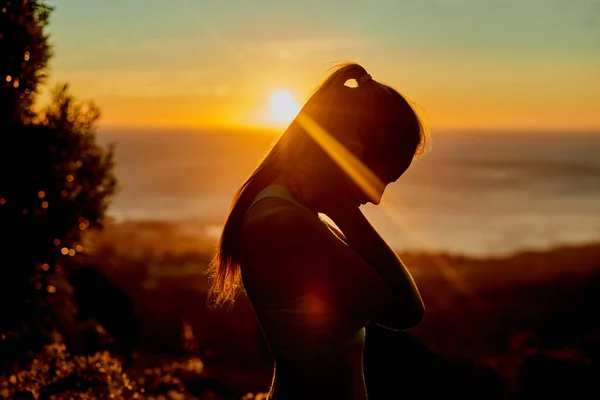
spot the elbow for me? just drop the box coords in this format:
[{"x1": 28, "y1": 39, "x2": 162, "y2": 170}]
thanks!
[
  {"x1": 398, "y1": 297, "x2": 426, "y2": 329},
  {"x1": 374, "y1": 303, "x2": 425, "y2": 331},
  {"x1": 404, "y1": 304, "x2": 425, "y2": 328}
]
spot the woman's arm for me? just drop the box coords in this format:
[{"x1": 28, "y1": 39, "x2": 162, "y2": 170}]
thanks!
[
  {"x1": 320, "y1": 218, "x2": 348, "y2": 243},
  {"x1": 242, "y1": 199, "x2": 424, "y2": 330},
  {"x1": 325, "y1": 205, "x2": 425, "y2": 330}
]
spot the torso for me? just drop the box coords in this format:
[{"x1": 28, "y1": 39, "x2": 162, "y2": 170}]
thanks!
[{"x1": 240, "y1": 187, "x2": 368, "y2": 399}]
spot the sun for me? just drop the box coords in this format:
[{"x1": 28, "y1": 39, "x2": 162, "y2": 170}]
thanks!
[{"x1": 268, "y1": 90, "x2": 301, "y2": 125}]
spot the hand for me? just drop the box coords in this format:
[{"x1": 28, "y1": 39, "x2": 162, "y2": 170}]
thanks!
[
  {"x1": 321, "y1": 203, "x2": 375, "y2": 248},
  {"x1": 324, "y1": 204, "x2": 396, "y2": 270},
  {"x1": 293, "y1": 184, "x2": 359, "y2": 219},
  {"x1": 286, "y1": 174, "x2": 372, "y2": 246}
]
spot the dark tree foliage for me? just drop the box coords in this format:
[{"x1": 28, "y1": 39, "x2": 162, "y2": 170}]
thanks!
[
  {"x1": 0, "y1": 0, "x2": 117, "y2": 372},
  {"x1": 0, "y1": 0, "x2": 52, "y2": 123}
]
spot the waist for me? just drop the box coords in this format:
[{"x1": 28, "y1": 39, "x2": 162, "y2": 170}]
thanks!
[
  {"x1": 268, "y1": 327, "x2": 366, "y2": 362},
  {"x1": 269, "y1": 340, "x2": 367, "y2": 400},
  {"x1": 250, "y1": 296, "x2": 366, "y2": 360}
]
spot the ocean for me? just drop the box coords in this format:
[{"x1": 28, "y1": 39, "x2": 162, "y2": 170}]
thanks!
[{"x1": 97, "y1": 128, "x2": 600, "y2": 257}]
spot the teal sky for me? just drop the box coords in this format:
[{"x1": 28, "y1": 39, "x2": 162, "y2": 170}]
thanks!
[{"x1": 44, "y1": 0, "x2": 600, "y2": 131}]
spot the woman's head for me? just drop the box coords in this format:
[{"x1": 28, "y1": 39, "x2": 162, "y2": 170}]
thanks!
[
  {"x1": 278, "y1": 62, "x2": 427, "y2": 205},
  {"x1": 207, "y1": 62, "x2": 428, "y2": 307}
]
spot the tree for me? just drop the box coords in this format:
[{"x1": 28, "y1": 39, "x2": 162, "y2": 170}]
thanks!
[
  {"x1": 0, "y1": 0, "x2": 118, "y2": 372},
  {"x1": 0, "y1": 0, "x2": 52, "y2": 124}
]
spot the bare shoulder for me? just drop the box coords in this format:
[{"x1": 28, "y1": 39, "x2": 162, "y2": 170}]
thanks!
[
  {"x1": 242, "y1": 198, "x2": 323, "y2": 245},
  {"x1": 240, "y1": 198, "x2": 332, "y2": 300}
]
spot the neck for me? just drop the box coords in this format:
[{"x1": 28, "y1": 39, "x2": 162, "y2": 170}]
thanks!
[
  {"x1": 269, "y1": 171, "x2": 315, "y2": 212},
  {"x1": 269, "y1": 168, "x2": 359, "y2": 213}
]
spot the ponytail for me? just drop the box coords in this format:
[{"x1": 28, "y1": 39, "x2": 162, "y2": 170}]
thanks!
[{"x1": 206, "y1": 62, "x2": 427, "y2": 308}]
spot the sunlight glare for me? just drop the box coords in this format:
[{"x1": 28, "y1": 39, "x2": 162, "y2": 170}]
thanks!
[
  {"x1": 269, "y1": 90, "x2": 301, "y2": 125},
  {"x1": 295, "y1": 112, "x2": 480, "y2": 306}
]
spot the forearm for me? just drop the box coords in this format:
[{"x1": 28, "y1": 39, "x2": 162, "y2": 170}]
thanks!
[{"x1": 332, "y1": 209, "x2": 424, "y2": 307}]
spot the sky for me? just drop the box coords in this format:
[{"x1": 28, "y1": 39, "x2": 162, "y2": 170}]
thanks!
[{"x1": 43, "y1": 0, "x2": 600, "y2": 132}]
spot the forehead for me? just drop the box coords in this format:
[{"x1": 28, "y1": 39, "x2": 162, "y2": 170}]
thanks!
[
  {"x1": 364, "y1": 126, "x2": 419, "y2": 180},
  {"x1": 369, "y1": 156, "x2": 412, "y2": 185}
]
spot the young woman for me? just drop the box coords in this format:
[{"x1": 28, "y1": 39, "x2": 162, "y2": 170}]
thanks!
[{"x1": 207, "y1": 62, "x2": 428, "y2": 399}]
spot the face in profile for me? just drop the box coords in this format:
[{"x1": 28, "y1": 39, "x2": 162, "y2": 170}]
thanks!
[
  {"x1": 289, "y1": 69, "x2": 425, "y2": 210},
  {"x1": 340, "y1": 139, "x2": 416, "y2": 207}
]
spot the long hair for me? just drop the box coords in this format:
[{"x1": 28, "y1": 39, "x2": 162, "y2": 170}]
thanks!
[{"x1": 206, "y1": 62, "x2": 428, "y2": 308}]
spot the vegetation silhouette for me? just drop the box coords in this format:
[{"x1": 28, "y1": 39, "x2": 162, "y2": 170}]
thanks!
[
  {"x1": 0, "y1": 0, "x2": 117, "y2": 371},
  {"x1": 67, "y1": 266, "x2": 140, "y2": 367}
]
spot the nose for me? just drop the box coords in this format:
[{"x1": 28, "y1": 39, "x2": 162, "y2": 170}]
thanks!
[{"x1": 369, "y1": 193, "x2": 383, "y2": 205}]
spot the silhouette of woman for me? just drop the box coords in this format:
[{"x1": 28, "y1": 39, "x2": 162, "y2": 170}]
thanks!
[{"x1": 207, "y1": 62, "x2": 427, "y2": 399}]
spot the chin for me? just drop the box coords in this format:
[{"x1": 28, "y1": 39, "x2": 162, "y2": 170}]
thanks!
[
  {"x1": 362, "y1": 194, "x2": 381, "y2": 206},
  {"x1": 358, "y1": 197, "x2": 370, "y2": 206},
  {"x1": 356, "y1": 194, "x2": 371, "y2": 206}
]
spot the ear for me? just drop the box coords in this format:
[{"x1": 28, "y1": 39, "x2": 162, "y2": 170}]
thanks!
[{"x1": 346, "y1": 140, "x2": 364, "y2": 158}]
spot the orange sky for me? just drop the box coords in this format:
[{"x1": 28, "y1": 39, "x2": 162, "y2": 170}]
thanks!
[{"x1": 44, "y1": 0, "x2": 600, "y2": 133}]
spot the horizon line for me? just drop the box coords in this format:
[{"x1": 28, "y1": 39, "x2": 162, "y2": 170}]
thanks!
[{"x1": 96, "y1": 123, "x2": 600, "y2": 137}]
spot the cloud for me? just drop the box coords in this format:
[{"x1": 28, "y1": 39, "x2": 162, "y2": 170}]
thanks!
[
  {"x1": 49, "y1": 67, "x2": 228, "y2": 99},
  {"x1": 243, "y1": 36, "x2": 370, "y2": 60},
  {"x1": 213, "y1": 85, "x2": 230, "y2": 97}
]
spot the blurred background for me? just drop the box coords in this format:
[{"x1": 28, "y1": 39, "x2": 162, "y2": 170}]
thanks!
[{"x1": 1, "y1": 1, "x2": 599, "y2": 399}]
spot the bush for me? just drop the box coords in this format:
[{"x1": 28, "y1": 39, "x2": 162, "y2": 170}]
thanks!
[
  {"x1": 0, "y1": 0, "x2": 117, "y2": 371},
  {"x1": 0, "y1": 338, "x2": 211, "y2": 400}
]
